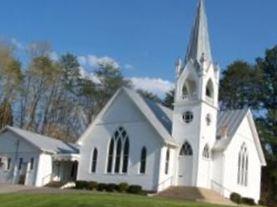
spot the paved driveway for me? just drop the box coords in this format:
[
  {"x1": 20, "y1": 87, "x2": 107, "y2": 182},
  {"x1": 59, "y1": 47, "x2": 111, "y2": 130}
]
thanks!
[{"x1": 0, "y1": 183, "x2": 36, "y2": 193}]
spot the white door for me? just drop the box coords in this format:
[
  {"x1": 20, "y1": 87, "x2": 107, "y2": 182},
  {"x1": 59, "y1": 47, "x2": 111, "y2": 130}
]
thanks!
[{"x1": 178, "y1": 155, "x2": 193, "y2": 186}]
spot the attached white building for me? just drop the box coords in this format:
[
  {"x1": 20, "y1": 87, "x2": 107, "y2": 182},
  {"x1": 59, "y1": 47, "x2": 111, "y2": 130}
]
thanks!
[
  {"x1": 0, "y1": 0, "x2": 266, "y2": 203},
  {"x1": 0, "y1": 126, "x2": 79, "y2": 187}
]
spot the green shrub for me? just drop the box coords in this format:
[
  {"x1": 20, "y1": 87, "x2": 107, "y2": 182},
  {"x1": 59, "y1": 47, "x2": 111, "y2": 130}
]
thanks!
[
  {"x1": 88, "y1": 181, "x2": 98, "y2": 190},
  {"x1": 75, "y1": 181, "x2": 89, "y2": 189},
  {"x1": 230, "y1": 192, "x2": 242, "y2": 204},
  {"x1": 97, "y1": 183, "x2": 107, "y2": 191},
  {"x1": 106, "y1": 183, "x2": 117, "y2": 192},
  {"x1": 117, "y1": 182, "x2": 129, "y2": 192},
  {"x1": 241, "y1": 197, "x2": 255, "y2": 205},
  {"x1": 127, "y1": 185, "x2": 142, "y2": 194}
]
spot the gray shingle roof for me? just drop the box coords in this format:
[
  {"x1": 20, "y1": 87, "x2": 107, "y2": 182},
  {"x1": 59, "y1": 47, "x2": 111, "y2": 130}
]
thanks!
[
  {"x1": 126, "y1": 88, "x2": 249, "y2": 151},
  {"x1": 5, "y1": 126, "x2": 79, "y2": 154}
]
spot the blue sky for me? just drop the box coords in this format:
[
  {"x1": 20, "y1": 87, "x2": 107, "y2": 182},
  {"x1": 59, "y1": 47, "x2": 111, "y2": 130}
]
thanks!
[{"x1": 0, "y1": 0, "x2": 276, "y2": 96}]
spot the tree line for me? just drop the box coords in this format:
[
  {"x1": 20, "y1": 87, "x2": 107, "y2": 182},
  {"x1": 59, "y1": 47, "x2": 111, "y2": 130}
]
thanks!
[{"x1": 0, "y1": 40, "x2": 276, "y2": 205}]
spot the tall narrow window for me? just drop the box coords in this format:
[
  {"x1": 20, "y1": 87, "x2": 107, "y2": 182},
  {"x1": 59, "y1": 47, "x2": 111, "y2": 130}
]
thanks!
[
  {"x1": 165, "y1": 148, "x2": 170, "y2": 174},
  {"x1": 18, "y1": 158, "x2": 23, "y2": 170},
  {"x1": 7, "y1": 158, "x2": 11, "y2": 170},
  {"x1": 30, "y1": 158, "x2": 34, "y2": 170},
  {"x1": 237, "y1": 144, "x2": 248, "y2": 186},
  {"x1": 114, "y1": 139, "x2": 122, "y2": 173},
  {"x1": 140, "y1": 147, "x2": 147, "y2": 174},
  {"x1": 206, "y1": 79, "x2": 214, "y2": 99},
  {"x1": 107, "y1": 139, "x2": 114, "y2": 173},
  {"x1": 91, "y1": 148, "x2": 98, "y2": 173},
  {"x1": 122, "y1": 138, "x2": 129, "y2": 173},
  {"x1": 202, "y1": 144, "x2": 210, "y2": 159}
]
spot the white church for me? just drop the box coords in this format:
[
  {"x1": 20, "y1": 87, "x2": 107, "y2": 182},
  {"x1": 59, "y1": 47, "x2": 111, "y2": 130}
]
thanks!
[{"x1": 0, "y1": 0, "x2": 266, "y2": 203}]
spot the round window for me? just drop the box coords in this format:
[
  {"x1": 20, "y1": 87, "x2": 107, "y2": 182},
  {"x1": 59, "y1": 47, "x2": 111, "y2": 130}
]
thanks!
[{"x1": 183, "y1": 111, "x2": 193, "y2": 123}]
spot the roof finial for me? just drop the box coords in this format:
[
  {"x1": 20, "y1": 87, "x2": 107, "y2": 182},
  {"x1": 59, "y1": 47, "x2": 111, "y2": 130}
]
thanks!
[{"x1": 184, "y1": 0, "x2": 212, "y2": 64}]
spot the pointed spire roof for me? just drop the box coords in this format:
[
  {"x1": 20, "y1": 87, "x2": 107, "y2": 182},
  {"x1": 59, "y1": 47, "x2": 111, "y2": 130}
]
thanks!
[{"x1": 184, "y1": 0, "x2": 212, "y2": 64}]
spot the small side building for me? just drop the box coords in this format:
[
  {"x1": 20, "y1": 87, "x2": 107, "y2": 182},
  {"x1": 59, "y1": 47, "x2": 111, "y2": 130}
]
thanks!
[{"x1": 0, "y1": 126, "x2": 79, "y2": 187}]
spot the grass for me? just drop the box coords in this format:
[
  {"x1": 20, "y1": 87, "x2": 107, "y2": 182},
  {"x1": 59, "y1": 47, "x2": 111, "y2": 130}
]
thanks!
[{"x1": 0, "y1": 193, "x2": 233, "y2": 207}]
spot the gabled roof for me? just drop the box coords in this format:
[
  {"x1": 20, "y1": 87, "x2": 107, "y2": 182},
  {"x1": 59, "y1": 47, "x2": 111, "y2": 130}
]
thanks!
[
  {"x1": 123, "y1": 88, "x2": 177, "y2": 147},
  {"x1": 213, "y1": 109, "x2": 266, "y2": 166},
  {"x1": 1, "y1": 126, "x2": 79, "y2": 154}
]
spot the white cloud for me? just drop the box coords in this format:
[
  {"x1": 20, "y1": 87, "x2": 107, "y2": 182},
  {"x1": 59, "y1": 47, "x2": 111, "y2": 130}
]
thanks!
[
  {"x1": 130, "y1": 77, "x2": 174, "y2": 97},
  {"x1": 10, "y1": 38, "x2": 24, "y2": 50},
  {"x1": 124, "y1": 64, "x2": 135, "y2": 70},
  {"x1": 50, "y1": 51, "x2": 59, "y2": 61},
  {"x1": 78, "y1": 55, "x2": 120, "y2": 70},
  {"x1": 79, "y1": 66, "x2": 101, "y2": 84}
]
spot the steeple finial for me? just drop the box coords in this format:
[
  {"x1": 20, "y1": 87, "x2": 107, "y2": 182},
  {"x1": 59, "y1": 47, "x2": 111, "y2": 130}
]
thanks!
[{"x1": 184, "y1": 0, "x2": 212, "y2": 64}]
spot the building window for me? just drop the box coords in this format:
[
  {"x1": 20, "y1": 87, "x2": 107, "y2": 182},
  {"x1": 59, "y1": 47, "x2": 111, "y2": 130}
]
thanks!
[
  {"x1": 206, "y1": 114, "x2": 211, "y2": 126},
  {"x1": 140, "y1": 147, "x2": 147, "y2": 174},
  {"x1": 237, "y1": 144, "x2": 248, "y2": 186},
  {"x1": 122, "y1": 138, "x2": 129, "y2": 173},
  {"x1": 180, "y1": 142, "x2": 193, "y2": 156},
  {"x1": 106, "y1": 126, "x2": 129, "y2": 174},
  {"x1": 183, "y1": 111, "x2": 193, "y2": 123},
  {"x1": 202, "y1": 144, "x2": 210, "y2": 159},
  {"x1": 165, "y1": 148, "x2": 170, "y2": 174},
  {"x1": 91, "y1": 148, "x2": 98, "y2": 173},
  {"x1": 206, "y1": 79, "x2": 214, "y2": 99},
  {"x1": 114, "y1": 139, "x2": 122, "y2": 173},
  {"x1": 7, "y1": 158, "x2": 11, "y2": 170},
  {"x1": 18, "y1": 158, "x2": 23, "y2": 170},
  {"x1": 30, "y1": 158, "x2": 34, "y2": 170},
  {"x1": 107, "y1": 139, "x2": 114, "y2": 173}
]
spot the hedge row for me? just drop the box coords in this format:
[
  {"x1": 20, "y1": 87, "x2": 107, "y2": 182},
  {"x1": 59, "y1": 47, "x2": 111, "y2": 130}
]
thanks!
[
  {"x1": 75, "y1": 181, "x2": 142, "y2": 194},
  {"x1": 230, "y1": 192, "x2": 256, "y2": 205}
]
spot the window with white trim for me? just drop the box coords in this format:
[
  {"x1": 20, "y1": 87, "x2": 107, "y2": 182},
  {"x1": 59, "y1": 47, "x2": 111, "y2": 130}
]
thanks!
[
  {"x1": 237, "y1": 144, "x2": 248, "y2": 186},
  {"x1": 202, "y1": 144, "x2": 210, "y2": 159},
  {"x1": 165, "y1": 148, "x2": 170, "y2": 174},
  {"x1": 106, "y1": 127, "x2": 129, "y2": 174},
  {"x1": 91, "y1": 148, "x2": 98, "y2": 173},
  {"x1": 140, "y1": 147, "x2": 147, "y2": 174}
]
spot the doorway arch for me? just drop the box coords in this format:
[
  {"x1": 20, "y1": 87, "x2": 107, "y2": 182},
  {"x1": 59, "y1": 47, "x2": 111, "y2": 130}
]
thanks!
[{"x1": 178, "y1": 142, "x2": 193, "y2": 186}]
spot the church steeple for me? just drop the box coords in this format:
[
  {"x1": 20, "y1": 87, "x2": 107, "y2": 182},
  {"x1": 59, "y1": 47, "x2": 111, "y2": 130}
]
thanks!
[{"x1": 184, "y1": 0, "x2": 212, "y2": 64}]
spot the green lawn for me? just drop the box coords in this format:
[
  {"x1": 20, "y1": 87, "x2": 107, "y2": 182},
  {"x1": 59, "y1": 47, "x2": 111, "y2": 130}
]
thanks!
[{"x1": 0, "y1": 193, "x2": 233, "y2": 207}]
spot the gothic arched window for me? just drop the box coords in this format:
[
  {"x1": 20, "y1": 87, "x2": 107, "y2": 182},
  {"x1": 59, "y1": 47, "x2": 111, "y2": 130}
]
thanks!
[
  {"x1": 107, "y1": 139, "x2": 114, "y2": 173},
  {"x1": 182, "y1": 80, "x2": 197, "y2": 99},
  {"x1": 106, "y1": 126, "x2": 129, "y2": 174},
  {"x1": 237, "y1": 144, "x2": 248, "y2": 186},
  {"x1": 180, "y1": 142, "x2": 193, "y2": 156},
  {"x1": 140, "y1": 147, "x2": 147, "y2": 174},
  {"x1": 206, "y1": 79, "x2": 214, "y2": 99},
  {"x1": 114, "y1": 138, "x2": 122, "y2": 173},
  {"x1": 91, "y1": 148, "x2": 98, "y2": 173},
  {"x1": 165, "y1": 148, "x2": 170, "y2": 174},
  {"x1": 202, "y1": 144, "x2": 210, "y2": 159},
  {"x1": 122, "y1": 138, "x2": 129, "y2": 173}
]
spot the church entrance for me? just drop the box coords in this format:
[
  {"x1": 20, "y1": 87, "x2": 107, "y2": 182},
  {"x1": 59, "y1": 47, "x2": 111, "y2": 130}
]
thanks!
[{"x1": 178, "y1": 142, "x2": 193, "y2": 186}]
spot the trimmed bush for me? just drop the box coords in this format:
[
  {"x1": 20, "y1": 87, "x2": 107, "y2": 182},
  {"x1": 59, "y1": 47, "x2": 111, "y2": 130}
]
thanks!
[
  {"x1": 88, "y1": 181, "x2": 98, "y2": 190},
  {"x1": 106, "y1": 183, "x2": 117, "y2": 192},
  {"x1": 230, "y1": 192, "x2": 242, "y2": 204},
  {"x1": 241, "y1": 197, "x2": 255, "y2": 205},
  {"x1": 75, "y1": 181, "x2": 89, "y2": 189},
  {"x1": 127, "y1": 185, "x2": 142, "y2": 194},
  {"x1": 97, "y1": 183, "x2": 107, "y2": 191},
  {"x1": 117, "y1": 182, "x2": 129, "y2": 192}
]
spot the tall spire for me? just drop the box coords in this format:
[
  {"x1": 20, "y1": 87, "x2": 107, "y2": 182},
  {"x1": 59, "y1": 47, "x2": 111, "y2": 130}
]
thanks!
[{"x1": 184, "y1": 0, "x2": 212, "y2": 64}]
